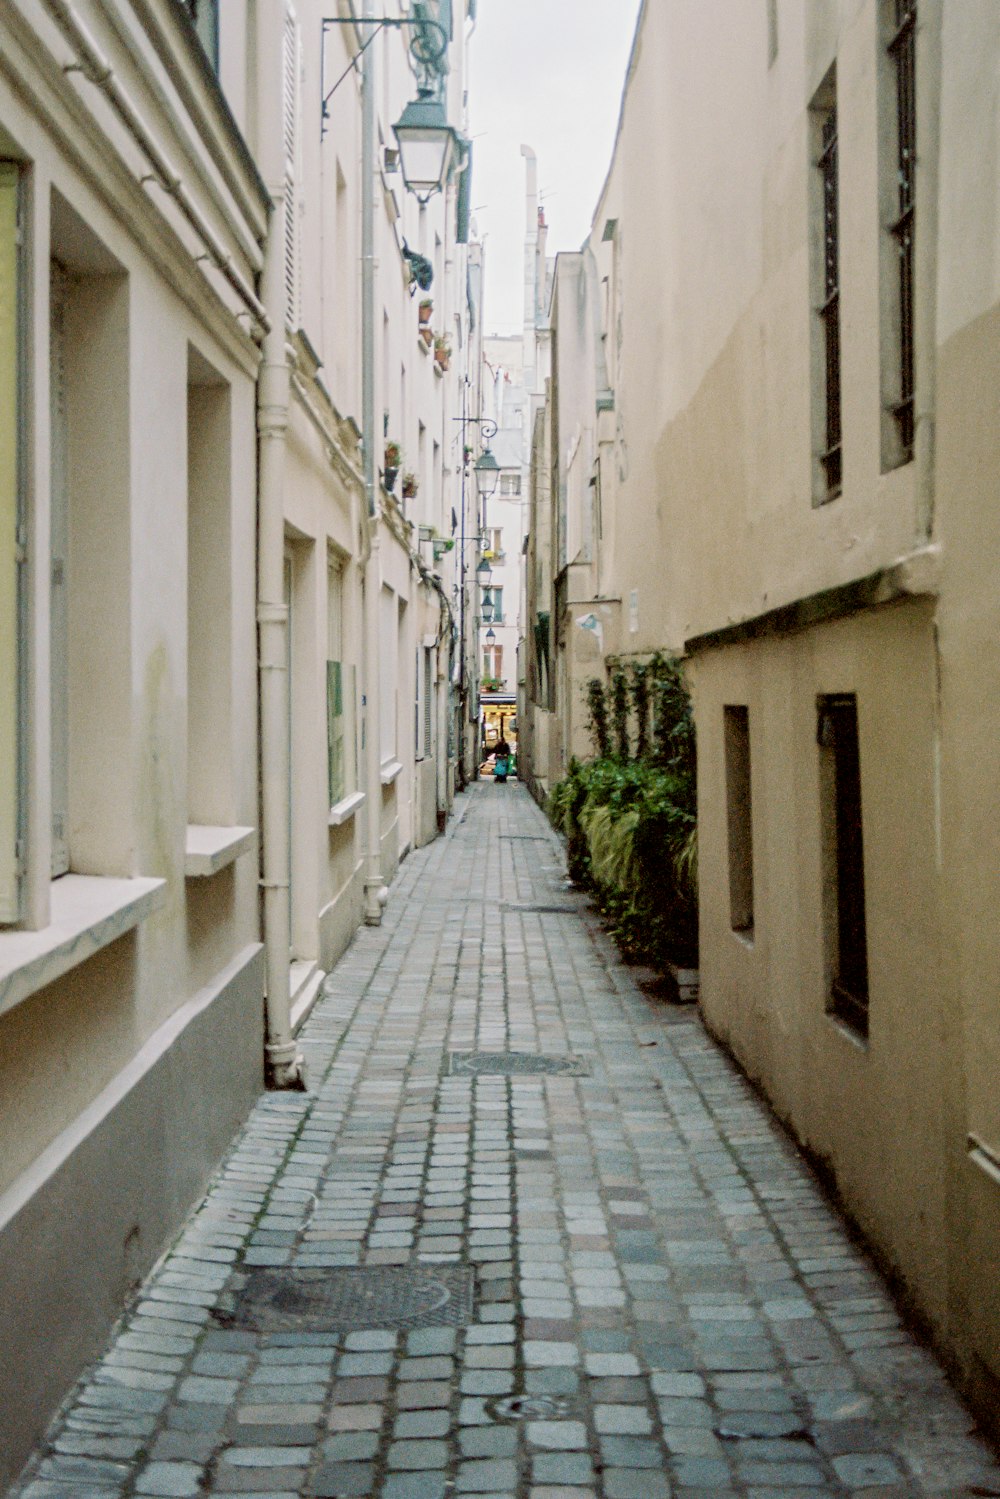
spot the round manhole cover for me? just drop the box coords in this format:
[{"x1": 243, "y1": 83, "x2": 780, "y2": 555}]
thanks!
[{"x1": 215, "y1": 1265, "x2": 475, "y2": 1333}]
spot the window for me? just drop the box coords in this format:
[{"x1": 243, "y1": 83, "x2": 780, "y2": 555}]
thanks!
[
  {"x1": 48, "y1": 192, "x2": 131, "y2": 879},
  {"x1": 379, "y1": 586, "x2": 398, "y2": 764},
  {"x1": 327, "y1": 560, "x2": 357, "y2": 806},
  {"x1": 187, "y1": 347, "x2": 233, "y2": 829},
  {"x1": 482, "y1": 644, "x2": 503, "y2": 685},
  {"x1": 813, "y1": 75, "x2": 841, "y2": 499},
  {"x1": 485, "y1": 586, "x2": 503, "y2": 624},
  {"x1": 882, "y1": 0, "x2": 916, "y2": 464},
  {"x1": 178, "y1": 0, "x2": 219, "y2": 70},
  {"x1": 499, "y1": 471, "x2": 521, "y2": 497},
  {"x1": 818, "y1": 694, "x2": 870, "y2": 1036},
  {"x1": 0, "y1": 164, "x2": 21, "y2": 922},
  {"x1": 484, "y1": 526, "x2": 504, "y2": 561},
  {"x1": 724, "y1": 707, "x2": 754, "y2": 936}
]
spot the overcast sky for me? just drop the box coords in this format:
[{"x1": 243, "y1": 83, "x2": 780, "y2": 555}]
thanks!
[{"x1": 467, "y1": 0, "x2": 643, "y2": 337}]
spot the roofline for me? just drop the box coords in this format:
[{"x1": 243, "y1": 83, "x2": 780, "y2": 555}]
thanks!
[{"x1": 588, "y1": 0, "x2": 647, "y2": 245}]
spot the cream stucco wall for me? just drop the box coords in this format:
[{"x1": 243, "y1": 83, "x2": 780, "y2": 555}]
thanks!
[{"x1": 526, "y1": 0, "x2": 1000, "y2": 1434}]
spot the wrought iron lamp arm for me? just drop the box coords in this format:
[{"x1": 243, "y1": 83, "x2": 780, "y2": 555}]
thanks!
[{"x1": 321, "y1": 16, "x2": 449, "y2": 133}]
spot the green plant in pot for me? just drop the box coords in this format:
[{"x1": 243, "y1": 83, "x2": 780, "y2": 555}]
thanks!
[
  {"x1": 383, "y1": 441, "x2": 401, "y2": 491},
  {"x1": 401, "y1": 472, "x2": 418, "y2": 499}
]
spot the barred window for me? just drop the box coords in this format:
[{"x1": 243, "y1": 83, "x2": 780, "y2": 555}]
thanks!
[
  {"x1": 888, "y1": 0, "x2": 916, "y2": 459},
  {"x1": 818, "y1": 105, "x2": 841, "y2": 497}
]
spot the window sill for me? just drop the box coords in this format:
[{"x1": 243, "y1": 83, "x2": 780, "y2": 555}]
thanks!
[
  {"x1": 380, "y1": 759, "x2": 403, "y2": 786},
  {"x1": 184, "y1": 825, "x2": 256, "y2": 878},
  {"x1": 0, "y1": 874, "x2": 167, "y2": 1019},
  {"x1": 328, "y1": 791, "x2": 365, "y2": 827}
]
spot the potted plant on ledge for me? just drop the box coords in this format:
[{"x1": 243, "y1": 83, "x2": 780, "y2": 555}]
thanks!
[
  {"x1": 383, "y1": 441, "x2": 401, "y2": 491},
  {"x1": 433, "y1": 335, "x2": 451, "y2": 372},
  {"x1": 418, "y1": 298, "x2": 433, "y2": 325},
  {"x1": 401, "y1": 472, "x2": 418, "y2": 500}
]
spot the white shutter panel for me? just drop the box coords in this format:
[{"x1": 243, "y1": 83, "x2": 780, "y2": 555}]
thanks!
[
  {"x1": 0, "y1": 166, "x2": 21, "y2": 920},
  {"x1": 282, "y1": 5, "x2": 302, "y2": 330}
]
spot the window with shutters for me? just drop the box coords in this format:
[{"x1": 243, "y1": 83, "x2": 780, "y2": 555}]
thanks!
[
  {"x1": 0, "y1": 164, "x2": 22, "y2": 923},
  {"x1": 283, "y1": 4, "x2": 302, "y2": 331}
]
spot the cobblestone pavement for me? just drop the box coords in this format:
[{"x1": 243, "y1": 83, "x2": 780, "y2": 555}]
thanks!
[{"x1": 11, "y1": 783, "x2": 1000, "y2": 1499}]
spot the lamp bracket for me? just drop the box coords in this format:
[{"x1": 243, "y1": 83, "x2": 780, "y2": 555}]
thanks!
[{"x1": 320, "y1": 16, "x2": 449, "y2": 136}]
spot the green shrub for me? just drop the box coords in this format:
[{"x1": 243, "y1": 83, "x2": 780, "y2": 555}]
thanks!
[{"x1": 548, "y1": 656, "x2": 697, "y2": 972}]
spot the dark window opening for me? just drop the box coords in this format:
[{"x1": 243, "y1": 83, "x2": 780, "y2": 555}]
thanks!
[
  {"x1": 724, "y1": 706, "x2": 754, "y2": 936},
  {"x1": 888, "y1": 0, "x2": 916, "y2": 457},
  {"x1": 819, "y1": 107, "x2": 841, "y2": 496},
  {"x1": 818, "y1": 694, "x2": 869, "y2": 1036}
]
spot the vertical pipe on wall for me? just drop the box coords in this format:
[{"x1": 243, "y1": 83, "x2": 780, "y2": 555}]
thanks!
[
  {"x1": 257, "y1": 0, "x2": 303, "y2": 1087},
  {"x1": 361, "y1": 0, "x2": 387, "y2": 924}
]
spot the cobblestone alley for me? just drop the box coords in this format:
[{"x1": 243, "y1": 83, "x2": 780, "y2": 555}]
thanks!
[{"x1": 11, "y1": 784, "x2": 1000, "y2": 1499}]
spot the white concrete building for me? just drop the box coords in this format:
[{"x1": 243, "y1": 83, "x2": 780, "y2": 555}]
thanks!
[{"x1": 0, "y1": 0, "x2": 479, "y2": 1478}]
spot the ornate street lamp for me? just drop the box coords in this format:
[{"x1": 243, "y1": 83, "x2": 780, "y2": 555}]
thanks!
[
  {"x1": 392, "y1": 89, "x2": 460, "y2": 204},
  {"x1": 473, "y1": 447, "x2": 500, "y2": 502},
  {"x1": 481, "y1": 592, "x2": 494, "y2": 624},
  {"x1": 475, "y1": 555, "x2": 492, "y2": 588},
  {"x1": 485, "y1": 627, "x2": 496, "y2": 644}
]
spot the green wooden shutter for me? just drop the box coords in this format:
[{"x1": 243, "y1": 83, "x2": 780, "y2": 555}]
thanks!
[{"x1": 0, "y1": 164, "x2": 21, "y2": 921}]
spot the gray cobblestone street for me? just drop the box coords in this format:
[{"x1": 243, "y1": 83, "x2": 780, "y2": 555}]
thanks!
[{"x1": 11, "y1": 784, "x2": 1000, "y2": 1499}]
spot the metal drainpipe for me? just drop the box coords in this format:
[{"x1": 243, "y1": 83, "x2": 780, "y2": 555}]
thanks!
[
  {"x1": 256, "y1": 0, "x2": 303, "y2": 1089},
  {"x1": 361, "y1": 0, "x2": 388, "y2": 925}
]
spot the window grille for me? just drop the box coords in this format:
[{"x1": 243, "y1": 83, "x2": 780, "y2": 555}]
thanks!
[
  {"x1": 819, "y1": 108, "x2": 841, "y2": 495},
  {"x1": 888, "y1": 0, "x2": 916, "y2": 456},
  {"x1": 818, "y1": 695, "x2": 869, "y2": 1036}
]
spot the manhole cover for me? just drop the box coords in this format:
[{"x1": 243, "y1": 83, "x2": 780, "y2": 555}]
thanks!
[
  {"x1": 214, "y1": 1265, "x2": 475, "y2": 1333},
  {"x1": 501, "y1": 901, "x2": 578, "y2": 914},
  {"x1": 492, "y1": 1394, "x2": 578, "y2": 1421},
  {"x1": 498, "y1": 835, "x2": 551, "y2": 841},
  {"x1": 448, "y1": 1052, "x2": 591, "y2": 1077}
]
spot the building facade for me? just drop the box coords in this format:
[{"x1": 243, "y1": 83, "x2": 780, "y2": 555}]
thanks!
[
  {"x1": 521, "y1": 0, "x2": 1000, "y2": 1435},
  {"x1": 0, "y1": 0, "x2": 479, "y2": 1479}
]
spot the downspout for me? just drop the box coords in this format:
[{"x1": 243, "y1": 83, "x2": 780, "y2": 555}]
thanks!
[
  {"x1": 256, "y1": 0, "x2": 303, "y2": 1088},
  {"x1": 361, "y1": 0, "x2": 388, "y2": 924}
]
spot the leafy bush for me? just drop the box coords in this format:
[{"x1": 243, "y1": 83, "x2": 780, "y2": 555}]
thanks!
[{"x1": 550, "y1": 657, "x2": 698, "y2": 971}]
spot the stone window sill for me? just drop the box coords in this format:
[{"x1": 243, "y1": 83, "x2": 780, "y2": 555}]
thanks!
[
  {"x1": 184, "y1": 825, "x2": 256, "y2": 878},
  {"x1": 380, "y1": 759, "x2": 403, "y2": 786},
  {"x1": 328, "y1": 791, "x2": 365, "y2": 827},
  {"x1": 0, "y1": 874, "x2": 167, "y2": 1019}
]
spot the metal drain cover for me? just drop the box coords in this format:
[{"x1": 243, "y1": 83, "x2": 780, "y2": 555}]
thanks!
[
  {"x1": 215, "y1": 1265, "x2": 475, "y2": 1333},
  {"x1": 448, "y1": 1051, "x2": 591, "y2": 1077},
  {"x1": 492, "y1": 1394, "x2": 579, "y2": 1421},
  {"x1": 501, "y1": 901, "x2": 578, "y2": 914}
]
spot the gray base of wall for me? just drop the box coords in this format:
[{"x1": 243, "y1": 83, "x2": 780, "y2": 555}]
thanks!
[{"x1": 0, "y1": 943, "x2": 264, "y2": 1491}]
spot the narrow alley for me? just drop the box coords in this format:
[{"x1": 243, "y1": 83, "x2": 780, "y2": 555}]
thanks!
[{"x1": 12, "y1": 784, "x2": 1000, "y2": 1499}]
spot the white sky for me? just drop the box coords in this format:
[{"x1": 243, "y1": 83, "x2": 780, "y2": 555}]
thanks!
[{"x1": 467, "y1": 0, "x2": 643, "y2": 337}]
